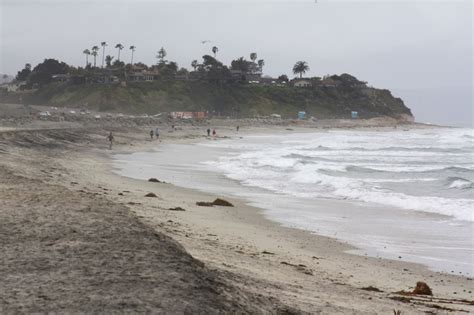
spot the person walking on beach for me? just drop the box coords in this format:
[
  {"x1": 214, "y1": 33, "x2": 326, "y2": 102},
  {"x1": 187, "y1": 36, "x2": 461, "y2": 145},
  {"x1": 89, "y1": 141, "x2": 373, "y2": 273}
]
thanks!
[
  {"x1": 150, "y1": 129, "x2": 154, "y2": 139},
  {"x1": 212, "y1": 129, "x2": 216, "y2": 137},
  {"x1": 207, "y1": 128, "x2": 211, "y2": 137},
  {"x1": 236, "y1": 125, "x2": 240, "y2": 132},
  {"x1": 155, "y1": 127, "x2": 160, "y2": 140},
  {"x1": 107, "y1": 132, "x2": 114, "y2": 150}
]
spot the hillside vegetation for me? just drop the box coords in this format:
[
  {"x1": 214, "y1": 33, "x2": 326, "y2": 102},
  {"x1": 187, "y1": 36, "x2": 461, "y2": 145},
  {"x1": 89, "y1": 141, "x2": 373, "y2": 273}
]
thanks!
[{"x1": 2, "y1": 79, "x2": 413, "y2": 120}]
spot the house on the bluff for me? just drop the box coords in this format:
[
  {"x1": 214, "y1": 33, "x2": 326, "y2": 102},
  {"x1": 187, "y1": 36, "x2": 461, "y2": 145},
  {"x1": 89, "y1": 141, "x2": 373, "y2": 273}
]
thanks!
[
  {"x1": 291, "y1": 78, "x2": 312, "y2": 87},
  {"x1": 126, "y1": 66, "x2": 160, "y2": 82}
]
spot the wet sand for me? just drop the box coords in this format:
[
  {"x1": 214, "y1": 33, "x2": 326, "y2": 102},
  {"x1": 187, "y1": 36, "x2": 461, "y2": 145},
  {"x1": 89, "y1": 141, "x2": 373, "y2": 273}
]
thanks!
[{"x1": 112, "y1": 139, "x2": 474, "y2": 275}]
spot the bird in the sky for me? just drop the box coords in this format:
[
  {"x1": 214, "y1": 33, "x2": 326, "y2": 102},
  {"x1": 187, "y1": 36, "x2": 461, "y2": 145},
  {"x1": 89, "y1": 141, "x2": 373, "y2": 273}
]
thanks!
[{"x1": 200, "y1": 40, "x2": 211, "y2": 44}]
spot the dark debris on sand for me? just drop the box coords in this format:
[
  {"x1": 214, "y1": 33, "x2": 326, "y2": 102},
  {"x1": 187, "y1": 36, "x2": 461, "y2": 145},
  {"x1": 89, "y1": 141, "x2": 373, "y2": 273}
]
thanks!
[
  {"x1": 148, "y1": 178, "x2": 165, "y2": 183},
  {"x1": 144, "y1": 192, "x2": 158, "y2": 197},
  {"x1": 196, "y1": 198, "x2": 234, "y2": 207}
]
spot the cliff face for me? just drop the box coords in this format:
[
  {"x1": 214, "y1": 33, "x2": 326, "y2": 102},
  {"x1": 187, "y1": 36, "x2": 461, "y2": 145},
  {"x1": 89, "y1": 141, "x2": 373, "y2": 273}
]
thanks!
[{"x1": 1, "y1": 80, "x2": 413, "y2": 120}]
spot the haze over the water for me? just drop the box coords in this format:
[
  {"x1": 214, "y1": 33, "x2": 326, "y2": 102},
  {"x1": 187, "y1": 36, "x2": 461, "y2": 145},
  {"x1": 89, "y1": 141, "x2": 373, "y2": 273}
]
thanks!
[{"x1": 0, "y1": 0, "x2": 472, "y2": 126}]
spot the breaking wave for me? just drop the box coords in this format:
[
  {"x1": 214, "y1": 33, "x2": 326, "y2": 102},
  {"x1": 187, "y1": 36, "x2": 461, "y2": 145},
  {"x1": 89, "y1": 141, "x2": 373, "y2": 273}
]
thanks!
[{"x1": 205, "y1": 128, "x2": 474, "y2": 222}]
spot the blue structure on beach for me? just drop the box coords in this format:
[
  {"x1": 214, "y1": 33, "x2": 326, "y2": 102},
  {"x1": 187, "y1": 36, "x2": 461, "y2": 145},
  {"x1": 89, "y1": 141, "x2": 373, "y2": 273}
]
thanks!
[
  {"x1": 351, "y1": 111, "x2": 358, "y2": 119},
  {"x1": 298, "y1": 111, "x2": 306, "y2": 120}
]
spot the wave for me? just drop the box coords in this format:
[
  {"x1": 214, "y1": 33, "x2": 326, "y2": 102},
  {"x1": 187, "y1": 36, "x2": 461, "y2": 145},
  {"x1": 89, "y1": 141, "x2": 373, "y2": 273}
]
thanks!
[
  {"x1": 211, "y1": 160, "x2": 474, "y2": 221},
  {"x1": 343, "y1": 165, "x2": 474, "y2": 174},
  {"x1": 210, "y1": 154, "x2": 474, "y2": 219},
  {"x1": 368, "y1": 146, "x2": 469, "y2": 153},
  {"x1": 438, "y1": 166, "x2": 474, "y2": 174},
  {"x1": 345, "y1": 165, "x2": 385, "y2": 173},
  {"x1": 283, "y1": 153, "x2": 334, "y2": 163},
  {"x1": 300, "y1": 145, "x2": 332, "y2": 151},
  {"x1": 299, "y1": 146, "x2": 472, "y2": 154},
  {"x1": 446, "y1": 177, "x2": 473, "y2": 189},
  {"x1": 231, "y1": 168, "x2": 474, "y2": 222},
  {"x1": 335, "y1": 189, "x2": 473, "y2": 222},
  {"x1": 206, "y1": 128, "x2": 474, "y2": 222}
]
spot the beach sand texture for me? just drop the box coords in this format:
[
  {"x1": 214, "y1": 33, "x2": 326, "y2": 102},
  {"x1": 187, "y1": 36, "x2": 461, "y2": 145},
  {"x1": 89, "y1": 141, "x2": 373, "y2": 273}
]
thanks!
[{"x1": 0, "y1": 118, "x2": 472, "y2": 313}]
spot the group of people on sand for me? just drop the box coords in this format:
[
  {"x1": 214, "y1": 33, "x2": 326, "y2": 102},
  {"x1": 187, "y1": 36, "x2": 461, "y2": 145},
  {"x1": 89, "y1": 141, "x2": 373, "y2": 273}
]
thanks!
[
  {"x1": 149, "y1": 127, "x2": 160, "y2": 140},
  {"x1": 206, "y1": 125, "x2": 239, "y2": 138},
  {"x1": 206, "y1": 128, "x2": 216, "y2": 137},
  {"x1": 106, "y1": 127, "x2": 160, "y2": 150},
  {"x1": 107, "y1": 124, "x2": 240, "y2": 149}
]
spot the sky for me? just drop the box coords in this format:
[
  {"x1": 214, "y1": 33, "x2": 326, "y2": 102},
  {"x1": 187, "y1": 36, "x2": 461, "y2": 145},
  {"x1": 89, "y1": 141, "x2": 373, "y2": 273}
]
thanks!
[{"x1": 0, "y1": 0, "x2": 472, "y2": 126}]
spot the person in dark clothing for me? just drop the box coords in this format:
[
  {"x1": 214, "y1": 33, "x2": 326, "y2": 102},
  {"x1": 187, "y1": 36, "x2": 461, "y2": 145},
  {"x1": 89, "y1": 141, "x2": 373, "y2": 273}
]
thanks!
[
  {"x1": 107, "y1": 132, "x2": 114, "y2": 150},
  {"x1": 207, "y1": 128, "x2": 211, "y2": 136},
  {"x1": 236, "y1": 125, "x2": 240, "y2": 132},
  {"x1": 150, "y1": 129, "x2": 154, "y2": 139}
]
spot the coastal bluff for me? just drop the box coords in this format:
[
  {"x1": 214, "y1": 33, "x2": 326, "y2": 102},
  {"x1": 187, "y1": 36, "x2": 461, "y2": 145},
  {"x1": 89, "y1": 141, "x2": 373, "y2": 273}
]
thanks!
[{"x1": 1, "y1": 74, "x2": 413, "y2": 121}]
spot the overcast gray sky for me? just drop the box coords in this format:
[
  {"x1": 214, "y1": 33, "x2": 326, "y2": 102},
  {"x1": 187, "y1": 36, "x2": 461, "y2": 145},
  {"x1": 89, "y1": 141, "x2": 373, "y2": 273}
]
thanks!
[{"x1": 0, "y1": 0, "x2": 472, "y2": 126}]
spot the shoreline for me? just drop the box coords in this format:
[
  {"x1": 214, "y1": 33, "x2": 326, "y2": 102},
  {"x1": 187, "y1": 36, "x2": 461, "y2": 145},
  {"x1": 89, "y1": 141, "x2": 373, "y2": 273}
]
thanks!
[
  {"x1": 1, "y1": 121, "x2": 473, "y2": 313},
  {"x1": 112, "y1": 127, "x2": 474, "y2": 275},
  {"x1": 98, "y1": 126, "x2": 473, "y2": 310}
]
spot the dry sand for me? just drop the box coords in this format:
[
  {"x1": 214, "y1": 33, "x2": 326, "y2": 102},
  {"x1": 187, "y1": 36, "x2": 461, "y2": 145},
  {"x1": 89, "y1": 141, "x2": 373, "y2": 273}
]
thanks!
[
  {"x1": 0, "y1": 128, "x2": 299, "y2": 313},
  {"x1": 0, "y1": 116, "x2": 472, "y2": 313}
]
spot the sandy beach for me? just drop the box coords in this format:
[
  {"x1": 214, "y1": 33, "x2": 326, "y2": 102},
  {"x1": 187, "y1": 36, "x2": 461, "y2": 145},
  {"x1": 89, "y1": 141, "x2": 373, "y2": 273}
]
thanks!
[
  {"x1": 2, "y1": 0, "x2": 471, "y2": 311},
  {"x1": 0, "y1": 113, "x2": 472, "y2": 313}
]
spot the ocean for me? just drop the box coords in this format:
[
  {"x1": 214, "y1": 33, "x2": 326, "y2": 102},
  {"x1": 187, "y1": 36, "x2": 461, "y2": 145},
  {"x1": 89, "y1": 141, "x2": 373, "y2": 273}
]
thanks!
[
  {"x1": 113, "y1": 127, "x2": 474, "y2": 274},
  {"x1": 202, "y1": 128, "x2": 473, "y2": 222}
]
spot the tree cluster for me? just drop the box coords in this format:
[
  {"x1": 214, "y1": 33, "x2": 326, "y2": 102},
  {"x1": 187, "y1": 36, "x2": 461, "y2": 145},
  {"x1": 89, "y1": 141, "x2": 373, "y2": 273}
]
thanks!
[
  {"x1": 14, "y1": 44, "x2": 314, "y2": 87},
  {"x1": 16, "y1": 59, "x2": 69, "y2": 87}
]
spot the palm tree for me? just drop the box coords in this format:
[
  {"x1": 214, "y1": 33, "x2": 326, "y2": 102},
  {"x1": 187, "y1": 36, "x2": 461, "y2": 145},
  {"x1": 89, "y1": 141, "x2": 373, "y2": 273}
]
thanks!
[
  {"x1": 293, "y1": 61, "x2": 309, "y2": 78},
  {"x1": 83, "y1": 49, "x2": 91, "y2": 67},
  {"x1": 129, "y1": 45, "x2": 136, "y2": 64},
  {"x1": 91, "y1": 46, "x2": 99, "y2": 67},
  {"x1": 115, "y1": 43, "x2": 124, "y2": 61},
  {"x1": 101, "y1": 41, "x2": 107, "y2": 68},
  {"x1": 250, "y1": 52, "x2": 257, "y2": 63},
  {"x1": 212, "y1": 46, "x2": 218, "y2": 58},
  {"x1": 191, "y1": 60, "x2": 198, "y2": 71}
]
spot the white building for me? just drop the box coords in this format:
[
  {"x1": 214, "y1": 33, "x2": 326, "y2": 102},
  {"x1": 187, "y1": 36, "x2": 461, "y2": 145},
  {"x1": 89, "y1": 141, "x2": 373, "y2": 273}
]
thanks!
[{"x1": 292, "y1": 79, "x2": 312, "y2": 87}]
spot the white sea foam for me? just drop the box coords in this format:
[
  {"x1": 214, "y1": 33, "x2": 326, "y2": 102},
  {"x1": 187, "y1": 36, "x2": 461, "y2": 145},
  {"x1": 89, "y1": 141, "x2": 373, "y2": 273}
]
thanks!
[
  {"x1": 204, "y1": 128, "x2": 474, "y2": 222},
  {"x1": 448, "y1": 178, "x2": 473, "y2": 189},
  {"x1": 112, "y1": 127, "x2": 474, "y2": 274}
]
